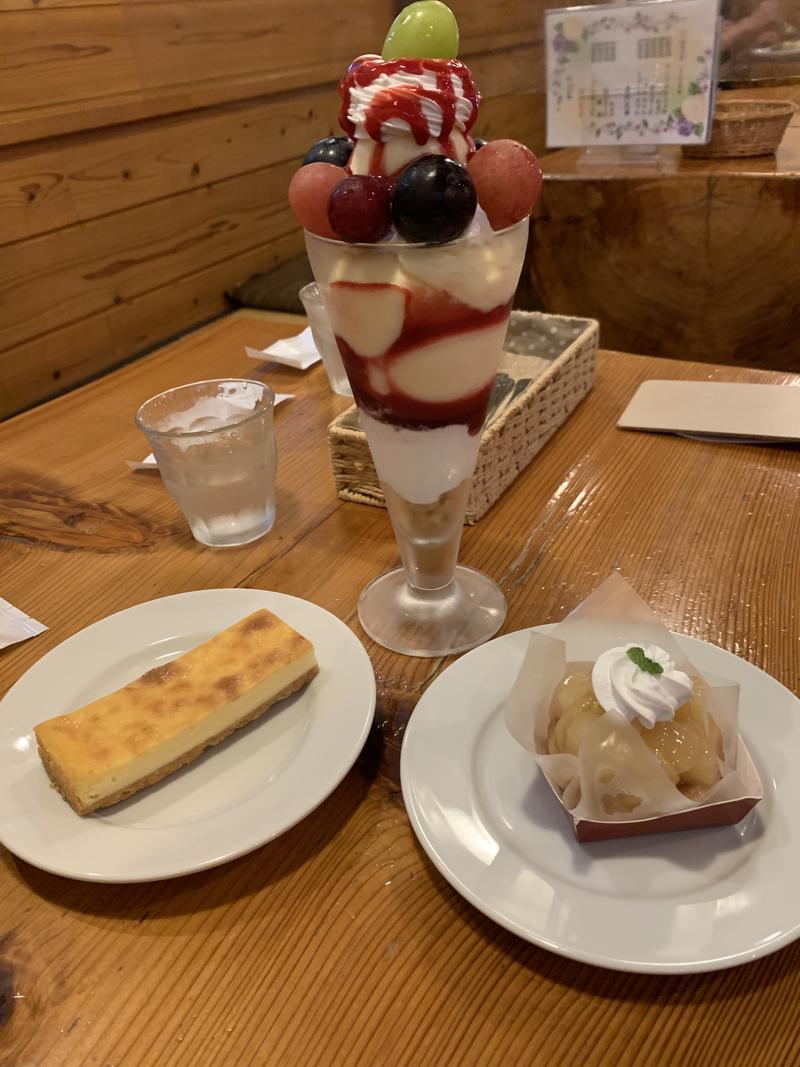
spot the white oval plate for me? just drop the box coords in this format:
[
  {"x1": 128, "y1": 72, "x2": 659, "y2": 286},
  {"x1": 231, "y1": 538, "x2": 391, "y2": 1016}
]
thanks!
[
  {"x1": 0, "y1": 588, "x2": 375, "y2": 882},
  {"x1": 401, "y1": 627, "x2": 799, "y2": 974}
]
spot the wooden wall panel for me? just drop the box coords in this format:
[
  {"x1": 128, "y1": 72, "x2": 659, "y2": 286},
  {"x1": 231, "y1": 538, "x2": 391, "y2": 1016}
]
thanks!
[
  {"x1": 0, "y1": 314, "x2": 114, "y2": 415},
  {"x1": 480, "y1": 92, "x2": 547, "y2": 157},
  {"x1": 0, "y1": 1, "x2": 118, "y2": 8},
  {"x1": 0, "y1": 7, "x2": 143, "y2": 119},
  {"x1": 466, "y1": 43, "x2": 548, "y2": 152},
  {"x1": 105, "y1": 229, "x2": 303, "y2": 354},
  {"x1": 0, "y1": 157, "x2": 298, "y2": 352},
  {"x1": 0, "y1": 230, "x2": 303, "y2": 413},
  {"x1": 455, "y1": 0, "x2": 572, "y2": 153},
  {"x1": 0, "y1": 0, "x2": 550, "y2": 417},
  {"x1": 123, "y1": 2, "x2": 356, "y2": 91},
  {"x1": 0, "y1": 141, "x2": 80, "y2": 243},
  {"x1": 1, "y1": 87, "x2": 338, "y2": 244},
  {"x1": 456, "y1": 0, "x2": 550, "y2": 53},
  {"x1": 1, "y1": 1, "x2": 390, "y2": 147},
  {"x1": 469, "y1": 44, "x2": 546, "y2": 99}
]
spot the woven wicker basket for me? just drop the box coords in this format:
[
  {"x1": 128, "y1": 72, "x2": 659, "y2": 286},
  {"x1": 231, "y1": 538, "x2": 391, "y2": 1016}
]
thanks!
[
  {"x1": 327, "y1": 311, "x2": 599, "y2": 525},
  {"x1": 683, "y1": 99, "x2": 796, "y2": 158}
]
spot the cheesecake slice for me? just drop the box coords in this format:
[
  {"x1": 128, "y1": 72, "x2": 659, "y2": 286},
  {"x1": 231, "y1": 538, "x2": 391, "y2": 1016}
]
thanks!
[{"x1": 34, "y1": 609, "x2": 318, "y2": 816}]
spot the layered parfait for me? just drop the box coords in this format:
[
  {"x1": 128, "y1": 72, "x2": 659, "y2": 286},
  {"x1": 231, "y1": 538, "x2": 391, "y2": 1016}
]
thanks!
[{"x1": 288, "y1": 1, "x2": 542, "y2": 650}]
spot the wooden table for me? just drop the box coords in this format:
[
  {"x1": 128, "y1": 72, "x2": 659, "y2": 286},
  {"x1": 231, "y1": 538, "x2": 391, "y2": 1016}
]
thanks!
[{"x1": 2, "y1": 310, "x2": 799, "y2": 1067}]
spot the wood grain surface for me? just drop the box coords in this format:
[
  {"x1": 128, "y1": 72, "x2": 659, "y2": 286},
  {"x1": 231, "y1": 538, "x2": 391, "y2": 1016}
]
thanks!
[
  {"x1": 1, "y1": 311, "x2": 799, "y2": 1067},
  {"x1": 0, "y1": 86, "x2": 337, "y2": 246},
  {"x1": 0, "y1": 1, "x2": 386, "y2": 147},
  {"x1": 0, "y1": 0, "x2": 374, "y2": 417},
  {"x1": 530, "y1": 115, "x2": 800, "y2": 373},
  {"x1": 0, "y1": 0, "x2": 557, "y2": 417}
]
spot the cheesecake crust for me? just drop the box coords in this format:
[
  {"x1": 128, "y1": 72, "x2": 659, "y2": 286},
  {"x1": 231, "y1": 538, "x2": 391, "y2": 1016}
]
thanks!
[
  {"x1": 37, "y1": 666, "x2": 318, "y2": 816},
  {"x1": 34, "y1": 609, "x2": 319, "y2": 816}
]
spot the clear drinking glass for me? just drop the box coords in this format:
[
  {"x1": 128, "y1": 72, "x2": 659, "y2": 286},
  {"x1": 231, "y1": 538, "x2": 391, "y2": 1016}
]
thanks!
[
  {"x1": 299, "y1": 282, "x2": 353, "y2": 396},
  {"x1": 135, "y1": 378, "x2": 277, "y2": 548},
  {"x1": 305, "y1": 218, "x2": 529, "y2": 657}
]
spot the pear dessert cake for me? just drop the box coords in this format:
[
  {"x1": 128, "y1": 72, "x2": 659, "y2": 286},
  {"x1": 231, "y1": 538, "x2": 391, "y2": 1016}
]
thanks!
[
  {"x1": 547, "y1": 642, "x2": 723, "y2": 813},
  {"x1": 34, "y1": 609, "x2": 318, "y2": 816}
]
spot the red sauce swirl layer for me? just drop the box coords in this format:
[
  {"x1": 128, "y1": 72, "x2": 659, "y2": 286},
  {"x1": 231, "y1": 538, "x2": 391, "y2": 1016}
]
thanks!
[{"x1": 332, "y1": 281, "x2": 510, "y2": 435}]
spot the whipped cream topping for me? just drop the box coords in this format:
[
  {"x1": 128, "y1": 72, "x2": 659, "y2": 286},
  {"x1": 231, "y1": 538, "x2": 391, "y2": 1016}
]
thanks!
[
  {"x1": 591, "y1": 644, "x2": 693, "y2": 728},
  {"x1": 339, "y1": 55, "x2": 479, "y2": 176}
]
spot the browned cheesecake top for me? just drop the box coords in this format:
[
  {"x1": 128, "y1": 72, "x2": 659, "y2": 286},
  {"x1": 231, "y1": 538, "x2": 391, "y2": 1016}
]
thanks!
[{"x1": 34, "y1": 610, "x2": 315, "y2": 780}]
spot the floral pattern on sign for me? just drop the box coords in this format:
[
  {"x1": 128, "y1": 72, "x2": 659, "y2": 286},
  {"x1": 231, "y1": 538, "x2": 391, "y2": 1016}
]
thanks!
[
  {"x1": 671, "y1": 48, "x2": 713, "y2": 137},
  {"x1": 551, "y1": 21, "x2": 581, "y2": 108},
  {"x1": 546, "y1": 1, "x2": 719, "y2": 147}
]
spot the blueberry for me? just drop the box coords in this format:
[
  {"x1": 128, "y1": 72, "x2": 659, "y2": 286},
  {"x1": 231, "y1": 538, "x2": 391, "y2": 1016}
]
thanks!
[
  {"x1": 473, "y1": 137, "x2": 487, "y2": 150},
  {"x1": 391, "y1": 155, "x2": 477, "y2": 244},
  {"x1": 303, "y1": 136, "x2": 354, "y2": 168}
]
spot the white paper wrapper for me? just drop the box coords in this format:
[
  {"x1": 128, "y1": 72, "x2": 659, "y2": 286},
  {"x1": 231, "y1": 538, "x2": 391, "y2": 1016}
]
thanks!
[
  {"x1": 0, "y1": 597, "x2": 47, "y2": 650},
  {"x1": 245, "y1": 327, "x2": 321, "y2": 370},
  {"x1": 505, "y1": 573, "x2": 763, "y2": 841}
]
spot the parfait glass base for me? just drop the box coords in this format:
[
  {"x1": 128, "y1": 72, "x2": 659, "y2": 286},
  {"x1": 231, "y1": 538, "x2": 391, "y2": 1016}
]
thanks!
[{"x1": 357, "y1": 565, "x2": 507, "y2": 658}]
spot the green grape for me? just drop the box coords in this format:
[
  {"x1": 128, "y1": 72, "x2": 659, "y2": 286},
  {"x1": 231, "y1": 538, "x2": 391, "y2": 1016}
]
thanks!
[{"x1": 382, "y1": 1, "x2": 459, "y2": 60}]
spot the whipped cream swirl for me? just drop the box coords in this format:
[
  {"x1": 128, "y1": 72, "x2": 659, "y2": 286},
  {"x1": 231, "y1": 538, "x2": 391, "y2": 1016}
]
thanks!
[
  {"x1": 591, "y1": 644, "x2": 693, "y2": 728},
  {"x1": 339, "y1": 55, "x2": 479, "y2": 176}
]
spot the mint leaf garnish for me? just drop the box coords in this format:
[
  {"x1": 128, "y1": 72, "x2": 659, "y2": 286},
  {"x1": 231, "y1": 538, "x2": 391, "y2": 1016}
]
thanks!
[{"x1": 626, "y1": 646, "x2": 663, "y2": 675}]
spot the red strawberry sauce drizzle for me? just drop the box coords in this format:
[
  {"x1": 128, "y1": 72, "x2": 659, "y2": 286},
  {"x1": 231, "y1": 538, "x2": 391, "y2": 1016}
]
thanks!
[
  {"x1": 331, "y1": 280, "x2": 510, "y2": 434},
  {"x1": 339, "y1": 56, "x2": 479, "y2": 168}
]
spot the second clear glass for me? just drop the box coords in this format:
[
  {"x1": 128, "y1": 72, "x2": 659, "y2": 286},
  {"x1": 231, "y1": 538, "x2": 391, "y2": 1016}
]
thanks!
[{"x1": 299, "y1": 282, "x2": 353, "y2": 397}]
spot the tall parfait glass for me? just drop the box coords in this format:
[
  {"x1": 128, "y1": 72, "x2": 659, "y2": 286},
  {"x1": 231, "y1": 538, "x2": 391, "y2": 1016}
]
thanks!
[{"x1": 306, "y1": 217, "x2": 528, "y2": 657}]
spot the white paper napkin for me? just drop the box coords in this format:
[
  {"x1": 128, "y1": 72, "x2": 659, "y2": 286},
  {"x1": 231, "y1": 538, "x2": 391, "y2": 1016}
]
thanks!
[
  {"x1": 0, "y1": 597, "x2": 47, "y2": 650},
  {"x1": 128, "y1": 393, "x2": 294, "y2": 470},
  {"x1": 245, "y1": 326, "x2": 321, "y2": 370}
]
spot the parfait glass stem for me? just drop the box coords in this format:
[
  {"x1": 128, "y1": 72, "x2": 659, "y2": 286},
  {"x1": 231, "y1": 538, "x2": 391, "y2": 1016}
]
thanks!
[
  {"x1": 383, "y1": 479, "x2": 469, "y2": 592},
  {"x1": 358, "y1": 461, "x2": 506, "y2": 658},
  {"x1": 304, "y1": 217, "x2": 529, "y2": 657}
]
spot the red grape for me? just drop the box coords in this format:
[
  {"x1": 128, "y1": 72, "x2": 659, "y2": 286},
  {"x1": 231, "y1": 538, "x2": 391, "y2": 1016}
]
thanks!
[
  {"x1": 467, "y1": 139, "x2": 543, "y2": 230},
  {"x1": 328, "y1": 175, "x2": 393, "y2": 243},
  {"x1": 288, "y1": 163, "x2": 343, "y2": 239}
]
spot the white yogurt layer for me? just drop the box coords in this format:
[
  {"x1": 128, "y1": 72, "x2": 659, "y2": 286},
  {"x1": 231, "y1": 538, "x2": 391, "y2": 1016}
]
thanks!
[
  {"x1": 349, "y1": 130, "x2": 469, "y2": 178},
  {"x1": 398, "y1": 221, "x2": 528, "y2": 312},
  {"x1": 359, "y1": 410, "x2": 481, "y2": 505},
  {"x1": 327, "y1": 283, "x2": 408, "y2": 358},
  {"x1": 304, "y1": 222, "x2": 527, "y2": 365},
  {"x1": 389, "y1": 319, "x2": 507, "y2": 403}
]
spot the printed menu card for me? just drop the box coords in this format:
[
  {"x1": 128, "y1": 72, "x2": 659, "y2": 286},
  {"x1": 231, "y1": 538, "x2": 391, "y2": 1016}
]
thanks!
[{"x1": 546, "y1": 0, "x2": 720, "y2": 147}]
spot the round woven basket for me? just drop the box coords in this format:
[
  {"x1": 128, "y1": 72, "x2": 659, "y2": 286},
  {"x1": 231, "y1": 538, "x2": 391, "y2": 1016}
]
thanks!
[{"x1": 683, "y1": 98, "x2": 796, "y2": 158}]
